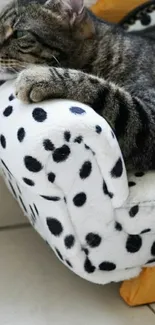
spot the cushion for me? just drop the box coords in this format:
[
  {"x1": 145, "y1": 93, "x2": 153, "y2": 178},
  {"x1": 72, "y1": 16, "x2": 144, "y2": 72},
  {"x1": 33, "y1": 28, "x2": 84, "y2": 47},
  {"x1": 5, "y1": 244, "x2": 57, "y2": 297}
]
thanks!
[
  {"x1": 120, "y1": 268, "x2": 155, "y2": 306},
  {"x1": 0, "y1": 80, "x2": 155, "y2": 286},
  {"x1": 91, "y1": 0, "x2": 146, "y2": 23}
]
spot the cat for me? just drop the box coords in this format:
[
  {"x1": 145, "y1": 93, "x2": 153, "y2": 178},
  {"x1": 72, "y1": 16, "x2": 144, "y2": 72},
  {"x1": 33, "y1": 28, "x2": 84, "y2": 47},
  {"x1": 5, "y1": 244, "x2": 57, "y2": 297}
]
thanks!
[{"x1": 1, "y1": 0, "x2": 155, "y2": 171}]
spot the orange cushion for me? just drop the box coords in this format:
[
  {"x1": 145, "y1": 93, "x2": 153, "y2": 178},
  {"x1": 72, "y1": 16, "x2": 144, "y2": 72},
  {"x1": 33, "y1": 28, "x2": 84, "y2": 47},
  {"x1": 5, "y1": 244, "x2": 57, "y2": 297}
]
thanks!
[
  {"x1": 120, "y1": 268, "x2": 155, "y2": 306},
  {"x1": 91, "y1": 0, "x2": 146, "y2": 23}
]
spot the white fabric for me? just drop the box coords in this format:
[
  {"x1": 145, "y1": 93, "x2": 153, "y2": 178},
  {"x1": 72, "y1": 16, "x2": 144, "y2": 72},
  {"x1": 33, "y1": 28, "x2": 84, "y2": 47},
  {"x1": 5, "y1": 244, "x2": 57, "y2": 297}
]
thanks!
[
  {"x1": 0, "y1": 80, "x2": 155, "y2": 285},
  {"x1": 121, "y1": 3, "x2": 155, "y2": 32}
]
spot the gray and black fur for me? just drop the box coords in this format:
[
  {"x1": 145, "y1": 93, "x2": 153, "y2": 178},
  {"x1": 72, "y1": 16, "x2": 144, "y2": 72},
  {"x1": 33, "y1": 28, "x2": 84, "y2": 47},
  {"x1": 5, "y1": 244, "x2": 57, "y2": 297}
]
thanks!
[{"x1": 1, "y1": 0, "x2": 155, "y2": 171}]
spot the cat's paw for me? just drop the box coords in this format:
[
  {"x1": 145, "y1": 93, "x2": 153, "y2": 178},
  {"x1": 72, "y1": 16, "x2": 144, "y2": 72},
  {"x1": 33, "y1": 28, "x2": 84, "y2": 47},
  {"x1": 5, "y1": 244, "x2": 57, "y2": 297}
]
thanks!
[{"x1": 15, "y1": 67, "x2": 52, "y2": 103}]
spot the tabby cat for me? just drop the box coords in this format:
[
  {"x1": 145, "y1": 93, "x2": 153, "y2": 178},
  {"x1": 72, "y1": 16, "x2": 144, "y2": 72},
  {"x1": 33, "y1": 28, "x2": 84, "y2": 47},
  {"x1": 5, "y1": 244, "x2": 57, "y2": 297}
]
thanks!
[{"x1": 1, "y1": 0, "x2": 155, "y2": 171}]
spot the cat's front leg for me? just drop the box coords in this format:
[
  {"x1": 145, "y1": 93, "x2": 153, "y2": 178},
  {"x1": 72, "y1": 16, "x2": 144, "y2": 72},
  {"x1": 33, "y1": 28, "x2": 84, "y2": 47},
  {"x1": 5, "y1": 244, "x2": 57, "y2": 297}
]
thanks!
[
  {"x1": 15, "y1": 65, "x2": 105, "y2": 104},
  {"x1": 15, "y1": 66, "x2": 63, "y2": 103},
  {"x1": 15, "y1": 65, "x2": 155, "y2": 170}
]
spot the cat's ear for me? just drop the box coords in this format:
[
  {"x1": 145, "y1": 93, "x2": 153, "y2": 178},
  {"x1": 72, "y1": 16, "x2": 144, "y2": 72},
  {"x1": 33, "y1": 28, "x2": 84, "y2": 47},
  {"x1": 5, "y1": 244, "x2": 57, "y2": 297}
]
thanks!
[
  {"x1": 45, "y1": 0, "x2": 84, "y2": 20},
  {"x1": 45, "y1": 0, "x2": 95, "y2": 39},
  {"x1": 64, "y1": 0, "x2": 84, "y2": 18}
]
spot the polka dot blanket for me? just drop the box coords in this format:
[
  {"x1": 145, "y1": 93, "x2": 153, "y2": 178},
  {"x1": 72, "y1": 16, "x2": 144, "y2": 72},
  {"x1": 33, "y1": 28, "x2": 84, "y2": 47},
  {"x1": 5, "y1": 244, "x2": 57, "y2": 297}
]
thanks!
[{"x1": 0, "y1": 80, "x2": 155, "y2": 285}]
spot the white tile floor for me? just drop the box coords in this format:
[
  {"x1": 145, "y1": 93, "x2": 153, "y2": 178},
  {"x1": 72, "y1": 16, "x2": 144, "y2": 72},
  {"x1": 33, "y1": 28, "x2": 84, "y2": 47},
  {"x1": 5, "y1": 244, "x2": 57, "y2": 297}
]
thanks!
[{"x1": 0, "y1": 178, "x2": 155, "y2": 324}]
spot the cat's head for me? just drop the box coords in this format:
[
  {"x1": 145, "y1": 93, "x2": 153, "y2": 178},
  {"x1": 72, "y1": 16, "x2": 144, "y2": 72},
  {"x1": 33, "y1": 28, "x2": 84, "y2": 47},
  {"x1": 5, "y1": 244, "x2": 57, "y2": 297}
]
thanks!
[{"x1": 0, "y1": 0, "x2": 96, "y2": 79}]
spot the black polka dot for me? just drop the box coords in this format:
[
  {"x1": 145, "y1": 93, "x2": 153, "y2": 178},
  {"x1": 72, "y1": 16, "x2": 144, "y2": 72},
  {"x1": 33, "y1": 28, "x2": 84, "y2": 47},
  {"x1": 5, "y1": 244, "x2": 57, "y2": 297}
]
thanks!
[
  {"x1": 9, "y1": 181, "x2": 17, "y2": 199},
  {"x1": 3, "y1": 105, "x2": 13, "y2": 117},
  {"x1": 43, "y1": 139, "x2": 55, "y2": 151},
  {"x1": 32, "y1": 107, "x2": 47, "y2": 122},
  {"x1": 99, "y1": 261, "x2": 116, "y2": 271},
  {"x1": 0, "y1": 135, "x2": 6, "y2": 148},
  {"x1": 135, "y1": 172, "x2": 144, "y2": 177},
  {"x1": 29, "y1": 205, "x2": 35, "y2": 217},
  {"x1": 103, "y1": 180, "x2": 113, "y2": 199},
  {"x1": 55, "y1": 248, "x2": 63, "y2": 261},
  {"x1": 129, "y1": 205, "x2": 139, "y2": 217},
  {"x1": 64, "y1": 197, "x2": 67, "y2": 203},
  {"x1": 8, "y1": 173, "x2": 12, "y2": 180},
  {"x1": 19, "y1": 196, "x2": 27, "y2": 213},
  {"x1": 111, "y1": 131, "x2": 115, "y2": 138},
  {"x1": 128, "y1": 181, "x2": 136, "y2": 187},
  {"x1": 0, "y1": 80, "x2": 5, "y2": 86},
  {"x1": 17, "y1": 128, "x2": 25, "y2": 142},
  {"x1": 146, "y1": 6, "x2": 155, "y2": 13},
  {"x1": 64, "y1": 131, "x2": 71, "y2": 142},
  {"x1": 30, "y1": 214, "x2": 36, "y2": 223},
  {"x1": 85, "y1": 144, "x2": 90, "y2": 150},
  {"x1": 23, "y1": 177, "x2": 35, "y2": 186},
  {"x1": 24, "y1": 156, "x2": 43, "y2": 172},
  {"x1": 73, "y1": 192, "x2": 87, "y2": 207},
  {"x1": 95, "y1": 125, "x2": 102, "y2": 134},
  {"x1": 82, "y1": 248, "x2": 89, "y2": 255},
  {"x1": 41, "y1": 195, "x2": 60, "y2": 201},
  {"x1": 74, "y1": 136, "x2": 83, "y2": 144},
  {"x1": 86, "y1": 233, "x2": 102, "y2": 248},
  {"x1": 9, "y1": 94, "x2": 15, "y2": 101},
  {"x1": 84, "y1": 258, "x2": 95, "y2": 273},
  {"x1": 126, "y1": 235, "x2": 142, "y2": 253},
  {"x1": 66, "y1": 260, "x2": 72, "y2": 268},
  {"x1": 30, "y1": 205, "x2": 36, "y2": 224},
  {"x1": 115, "y1": 222, "x2": 122, "y2": 231},
  {"x1": 16, "y1": 184, "x2": 22, "y2": 194},
  {"x1": 64, "y1": 235, "x2": 75, "y2": 249},
  {"x1": 141, "y1": 228, "x2": 151, "y2": 234},
  {"x1": 151, "y1": 242, "x2": 155, "y2": 256},
  {"x1": 48, "y1": 172, "x2": 56, "y2": 183},
  {"x1": 33, "y1": 204, "x2": 39, "y2": 216},
  {"x1": 1, "y1": 160, "x2": 11, "y2": 174},
  {"x1": 80, "y1": 161, "x2": 92, "y2": 179},
  {"x1": 70, "y1": 106, "x2": 86, "y2": 115},
  {"x1": 146, "y1": 258, "x2": 155, "y2": 265},
  {"x1": 53, "y1": 145, "x2": 70, "y2": 163},
  {"x1": 140, "y1": 13, "x2": 151, "y2": 26},
  {"x1": 46, "y1": 218, "x2": 63, "y2": 236},
  {"x1": 111, "y1": 158, "x2": 123, "y2": 178}
]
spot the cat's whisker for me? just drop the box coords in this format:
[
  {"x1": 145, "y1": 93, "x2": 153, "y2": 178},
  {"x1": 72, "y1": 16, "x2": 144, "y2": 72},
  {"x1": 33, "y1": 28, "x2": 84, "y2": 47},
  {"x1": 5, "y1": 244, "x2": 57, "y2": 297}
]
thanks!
[{"x1": 52, "y1": 55, "x2": 60, "y2": 67}]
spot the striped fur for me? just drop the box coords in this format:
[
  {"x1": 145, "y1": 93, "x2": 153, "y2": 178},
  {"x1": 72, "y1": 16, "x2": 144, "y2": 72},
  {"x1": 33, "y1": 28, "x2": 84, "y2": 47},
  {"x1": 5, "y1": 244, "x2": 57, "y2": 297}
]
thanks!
[{"x1": 1, "y1": 0, "x2": 155, "y2": 170}]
